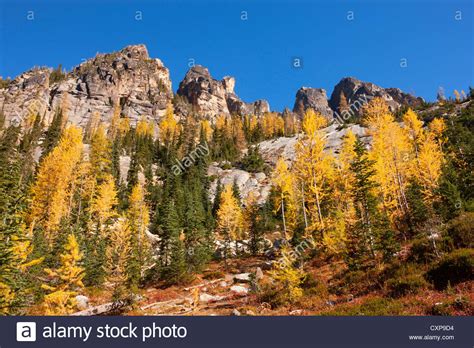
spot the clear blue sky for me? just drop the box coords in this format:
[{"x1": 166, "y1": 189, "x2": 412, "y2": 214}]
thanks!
[{"x1": 0, "y1": 0, "x2": 472, "y2": 111}]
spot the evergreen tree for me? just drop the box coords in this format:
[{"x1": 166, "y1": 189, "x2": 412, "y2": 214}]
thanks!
[
  {"x1": 160, "y1": 201, "x2": 187, "y2": 284},
  {"x1": 212, "y1": 179, "x2": 223, "y2": 218},
  {"x1": 346, "y1": 138, "x2": 397, "y2": 269},
  {"x1": 40, "y1": 107, "x2": 64, "y2": 161}
]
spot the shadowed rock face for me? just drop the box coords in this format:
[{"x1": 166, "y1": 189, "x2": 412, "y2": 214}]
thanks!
[
  {"x1": 293, "y1": 87, "x2": 333, "y2": 120},
  {"x1": 385, "y1": 88, "x2": 424, "y2": 108},
  {"x1": 0, "y1": 44, "x2": 173, "y2": 128},
  {"x1": 328, "y1": 77, "x2": 424, "y2": 120},
  {"x1": 177, "y1": 65, "x2": 269, "y2": 118}
]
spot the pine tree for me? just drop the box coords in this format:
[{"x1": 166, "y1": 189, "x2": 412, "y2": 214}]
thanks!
[
  {"x1": 212, "y1": 179, "x2": 223, "y2": 218},
  {"x1": 346, "y1": 138, "x2": 397, "y2": 269},
  {"x1": 0, "y1": 127, "x2": 43, "y2": 313},
  {"x1": 232, "y1": 179, "x2": 242, "y2": 205},
  {"x1": 160, "y1": 201, "x2": 187, "y2": 284},
  {"x1": 40, "y1": 107, "x2": 65, "y2": 161},
  {"x1": 244, "y1": 192, "x2": 264, "y2": 255},
  {"x1": 41, "y1": 234, "x2": 85, "y2": 315}
]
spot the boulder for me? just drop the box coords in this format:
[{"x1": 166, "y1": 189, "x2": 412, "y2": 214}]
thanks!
[
  {"x1": 75, "y1": 295, "x2": 90, "y2": 310},
  {"x1": 199, "y1": 293, "x2": 224, "y2": 303},
  {"x1": 255, "y1": 267, "x2": 264, "y2": 280},
  {"x1": 233, "y1": 273, "x2": 251, "y2": 283},
  {"x1": 230, "y1": 285, "x2": 249, "y2": 295}
]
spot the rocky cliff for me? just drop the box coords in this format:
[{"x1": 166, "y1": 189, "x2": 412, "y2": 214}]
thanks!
[
  {"x1": 293, "y1": 87, "x2": 333, "y2": 120},
  {"x1": 328, "y1": 77, "x2": 424, "y2": 118},
  {"x1": 1, "y1": 45, "x2": 423, "y2": 129},
  {"x1": 177, "y1": 65, "x2": 270, "y2": 117},
  {"x1": 0, "y1": 45, "x2": 173, "y2": 128}
]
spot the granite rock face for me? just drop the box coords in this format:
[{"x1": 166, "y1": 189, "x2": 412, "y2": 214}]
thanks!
[
  {"x1": 177, "y1": 65, "x2": 269, "y2": 118},
  {"x1": 0, "y1": 67, "x2": 52, "y2": 126},
  {"x1": 329, "y1": 77, "x2": 424, "y2": 119},
  {"x1": 208, "y1": 124, "x2": 370, "y2": 205},
  {"x1": 385, "y1": 88, "x2": 424, "y2": 108},
  {"x1": 293, "y1": 87, "x2": 333, "y2": 120},
  {"x1": 1, "y1": 44, "x2": 173, "y2": 128}
]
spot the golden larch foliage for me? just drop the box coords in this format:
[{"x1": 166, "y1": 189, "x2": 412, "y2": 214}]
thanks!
[
  {"x1": 29, "y1": 126, "x2": 83, "y2": 243},
  {"x1": 41, "y1": 234, "x2": 85, "y2": 315},
  {"x1": 136, "y1": 116, "x2": 155, "y2": 137},
  {"x1": 159, "y1": 103, "x2": 180, "y2": 143},
  {"x1": 89, "y1": 174, "x2": 118, "y2": 235},
  {"x1": 200, "y1": 119, "x2": 213, "y2": 141},
  {"x1": 294, "y1": 109, "x2": 334, "y2": 235},
  {"x1": 217, "y1": 185, "x2": 245, "y2": 242},
  {"x1": 90, "y1": 123, "x2": 112, "y2": 181},
  {"x1": 106, "y1": 218, "x2": 132, "y2": 299},
  {"x1": 272, "y1": 158, "x2": 298, "y2": 239}
]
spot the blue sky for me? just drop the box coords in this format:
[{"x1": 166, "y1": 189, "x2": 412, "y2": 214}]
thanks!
[{"x1": 0, "y1": 0, "x2": 472, "y2": 111}]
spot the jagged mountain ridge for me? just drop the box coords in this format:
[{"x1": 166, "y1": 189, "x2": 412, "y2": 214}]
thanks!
[{"x1": 0, "y1": 44, "x2": 423, "y2": 128}]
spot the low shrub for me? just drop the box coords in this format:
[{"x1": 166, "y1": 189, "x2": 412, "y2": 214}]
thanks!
[
  {"x1": 446, "y1": 213, "x2": 474, "y2": 248},
  {"x1": 428, "y1": 297, "x2": 472, "y2": 316},
  {"x1": 301, "y1": 274, "x2": 329, "y2": 297},
  {"x1": 385, "y1": 274, "x2": 429, "y2": 298},
  {"x1": 202, "y1": 270, "x2": 225, "y2": 280},
  {"x1": 322, "y1": 297, "x2": 404, "y2": 316},
  {"x1": 425, "y1": 249, "x2": 474, "y2": 290},
  {"x1": 408, "y1": 237, "x2": 438, "y2": 264},
  {"x1": 332, "y1": 268, "x2": 381, "y2": 296}
]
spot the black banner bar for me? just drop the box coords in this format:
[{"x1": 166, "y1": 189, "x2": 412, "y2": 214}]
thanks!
[{"x1": 1, "y1": 316, "x2": 472, "y2": 347}]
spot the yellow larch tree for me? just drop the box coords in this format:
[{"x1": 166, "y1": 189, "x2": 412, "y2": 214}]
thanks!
[
  {"x1": 269, "y1": 245, "x2": 305, "y2": 304},
  {"x1": 216, "y1": 185, "x2": 244, "y2": 266},
  {"x1": 106, "y1": 217, "x2": 132, "y2": 299},
  {"x1": 415, "y1": 132, "x2": 444, "y2": 203},
  {"x1": 85, "y1": 111, "x2": 101, "y2": 141},
  {"x1": 199, "y1": 119, "x2": 213, "y2": 141},
  {"x1": 89, "y1": 174, "x2": 118, "y2": 235},
  {"x1": 429, "y1": 117, "x2": 447, "y2": 149},
  {"x1": 29, "y1": 126, "x2": 83, "y2": 244},
  {"x1": 323, "y1": 130, "x2": 358, "y2": 255},
  {"x1": 294, "y1": 109, "x2": 334, "y2": 237},
  {"x1": 402, "y1": 108, "x2": 424, "y2": 159},
  {"x1": 90, "y1": 123, "x2": 112, "y2": 182},
  {"x1": 127, "y1": 183, "x2": 152, "y2": 280},
  {"x1": 108, "y1": 103, "x2": 121, "y2": 139},
  {"x1": 118, "y1": 116, "x2": 131, "y2": 137},
  {"x1": 230, "y1": 115, "x2": 247, "y2": 152},
  {"x1": 159, "y1": 103, "x2": 180, "y2": 144},
  {"x1": 453, "y1": 89, "x2": 460, "y2": 102},
  {"x1": 272, "y1": 158, "x2": 298, "y2": 240},
  {"x1": 42, "y1": 234, "x2": 85, "y2": 315},
  {"x1": 0, "y1": 224, "x2": 43, "y2": 314},
  {"x1": 363, "y1": 98, "x2": 413, "y2": 226},
  {"x1": 136, "y1": 116, "x2": 155, "y2": 137}
]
